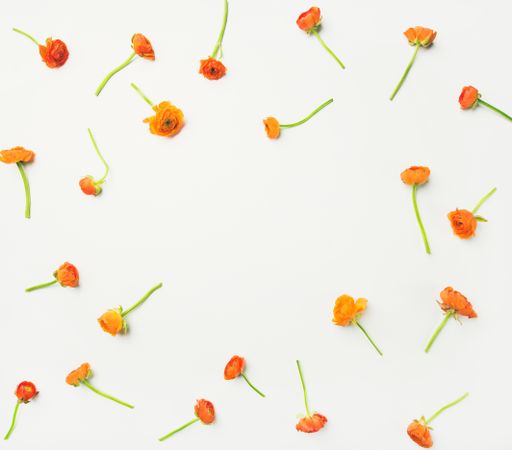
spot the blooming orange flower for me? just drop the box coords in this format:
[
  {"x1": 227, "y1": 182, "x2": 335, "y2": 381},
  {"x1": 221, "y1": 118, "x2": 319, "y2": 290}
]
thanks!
[
  {"x1": 199, "y1": 57, "x2": 227, "y2": 80},
  {"x1": 407, "y1": 419, "x2": 433, "y2": 448},
  {"x1": 143, "y1": 101, "x2": 185, "y2": 137},
  {"x1": 98, "y1": 309, "x2": 125, "y2": 336},
  {"x1": 0, "y1": 147, "x2": 35, "y2": 164},
  {"x1": 39, "y1": 38, "x2": 69, "y2": 68},
  {"x1": 459, "y1": 86, "x2": 479, "y2": 109},
  {"x1": 66, "y1": 363, "x2": 91, "y2": 386},
  {"x1": 131, "y1": 33, "x2": 155, "y2": 60},
  {"x1": 224, "y1": 356, "x2": 245, "y2": 379},
  {"x1": 332, "y1": 294, "x2": 367, "y2": 326},
  {"x1": 400, "y1": 166, "x2": 430, "y2": 186},
  {"x1": 15, "y1": 381, "x2": 38, "y2": 403},
  {"x1": 447, "y1": 209, "x2": 477, "y2": 239},
  {"x1": 79, "y1": 176, "x2": 101, "y2": 196},
  {"x1": 296, "y1": 413, "x2": 328, "y2": 433},
  {"x1": 263, "y1": 117, "x2": 280, "y2": 139},
  {"x1": 55, "y1": 262, "x2": 79, "y2": 287},
  {"x1": 296, "y1": 7, "x2": 322, "y2": 32},
  {"x1": 439, "y1": 287, "x2": 477, "y2": 318},
  {"x1": 403, "y1": 27, "x2": 437, "y2": 47},
  {"x1": 195, "y1": 399, "x2": 216, "y2": 424}
]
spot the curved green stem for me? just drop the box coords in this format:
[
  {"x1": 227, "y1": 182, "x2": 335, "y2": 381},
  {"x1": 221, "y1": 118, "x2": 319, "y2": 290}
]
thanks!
[
  {"x1": 280, "y1": 98, "x2": 333, "y2": 128},
  {"x1": 478, "y1": 99, "x2": 512, "y2": 122},
  {"x1": 390, "y1": 43, "x2": 420, "y2": 101},
  {"x1": 121, "y1": 282, "x2": 163, "y2": 317},
  {"x1": 130, "y1": 82, "x2": 154, "y2": 107},
  {"x1": 211, "y1": 0, "x2": 229, "y2": 59},
  {"x1": 16, "y1": 162, "x2": 31, "y2": 219},
  {"x1": 355, "y1": 321, "x2": 383, "y2": 356},
  {"x1": 426, "y1": 392, "x2": 469, "y2": 424},
  {"x1": 424, "y1": 311, "x2": 453, "y2": 353},
  {"x1": 241, "y1": 373, "x2": 266, "y2": 397},
  {"x1": 12, "y1": 28, "x2": 39, "y2": 46},
  {"x1": 412, "y1": 184, "x2": 431, "y2": 254},
  {"x1": 296, "y1": 360, "x2": 310, "y2": 416},
  {"x1": 95, "y1": 52, "x2": 136, "y2": 96},
  {"x1": 472, "y1": 187, "x2": 497, "y2": 214},
  {"x1": 82, "y1": 380, "x2": 134, "y2": 409},
  {"x1": 25, "y1": 279, "x2": 58, "y2": 292},
  {"x1": 4, "y1": 401, "x2": 21, "y2": 440},
  {"x1": 87, "y1": 128, "x2": 109, "y2": 183},
  {"x1": 159, "y1": 418, "x2": 199, "y2": 441},
  {"x1": 311, "y1": 30, "x2": 345, "y2": 70}
]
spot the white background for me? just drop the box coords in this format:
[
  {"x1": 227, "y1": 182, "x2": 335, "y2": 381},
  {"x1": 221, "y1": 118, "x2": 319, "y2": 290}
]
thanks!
[{"x1": 0, "y1": 0, "x2": 510, "y2": 449}]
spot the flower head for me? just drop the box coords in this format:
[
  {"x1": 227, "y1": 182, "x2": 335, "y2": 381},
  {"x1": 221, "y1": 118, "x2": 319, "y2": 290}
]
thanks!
[
  {"x1": 98, "y1": 309, "x2": 125, "y2": 336},
  {"x1": 143, "y1": 101, "x2": 185, "y2": 137},
  {"x1": 296, "y1": 413, "x2": 328, "y2": 433},
  {"x1": 263, "y1": 117, "x2": 280, "y2": 139},
  {"x1": 407, "y1": 418, "x2": 433, "y2": 448},
  {"x1": 54, "y1": 262, "x2": 79, "y2": 287},
  {"x1": 439, "y1": 287, "x2": 477, "y2": 318},
  {"x1": 296, "y1": 7, "x2": 322, "y2": 33},
  {"x1": 199, "y1": 57, "x2": 227, "y2": 80},
  {"x1": 66, "y1": 363, "x2": 92, "y2": 386},
  {"x1": 400, "y1": 166, "x2": 430, "y2": 185},
  {"x1": 79, "y1": 176, "x2": 102, "y2": 196},
  {"x1": 447, "y1": 209, "x2": 477, "y2": 239},
  {"x1": 15, "y1": 381, "x2": 38, "y2": 403},
  {"x1": 459, "y1": 86, "x2": 480, "y2": 109},
  {"x1": 0, "y1": 147, "x2": 35, "y2": 164},
  {"x1": 332, "y1": 295, "x2": 367, "y2": 326},
  {"x1": 132, "y1": 34, "x2": 155, "y2": 60},
  {"x1": 403, "y1": 27, "x2": 437, "y2": 47},
  {"x1": 194, "y1": 399, "x2": 215, "y2": 424},
  {"x1": 224, "y1": 356, "x2": 245, "y2": 380},
  {"x1": 38, "y1": 38, "x2": 69, "y2": 68}
]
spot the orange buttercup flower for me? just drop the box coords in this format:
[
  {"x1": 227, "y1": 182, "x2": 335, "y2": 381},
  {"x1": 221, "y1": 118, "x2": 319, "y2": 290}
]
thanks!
[
  {"x1": 447, "y1": 209, "x2": 477, "y2": 239},
  {"x1": 55, "y1": 262, "x2": 79, "y2": 287},
  {"x1": 296, "y1": 7, "x2": 322, "y2": 33},
  {"x1": 400, "y1": 166, "x2": 430, "y2": 186},
  {"x1": 199, "y1": 57, "x2": 227, "y2": 80},
  {"x1": 195, "y1": 399, "x2": 216, "y2": 424},
  {"x1": 0, "y1": 147, "x2": 35, "y2": 164},
  {"x1": 263, "y1": 117, "x2": 280, "y2": 139},
  {"x1": 332, "y1": 294, "x2": 367, "y2": 326},
  {"x1": 66, "y1": 363, "x2": 91, "y2": 386},
  {"x1": 15, "y1": 381, "x2": 38, "y2": 403},
  {"x1": 131, "y1": 33, "x2": 155, "y2": 60},
  {"x1": 439, "y1": 287, "x2": 477, "y2": 318},
  {"x1": 296, "y1": 413, "x2": 328, "y2": 433},
  {"x1": 224, "y1": 356, "x2": 245, "y2": 379},
  {"x1": 143, "y1": 101, "x2": 185, "y2": 137},
  {"x1": 403, "y1": 27, "x2": 437, "y2": 47},
  {"x1": 39, "y1": 38, "x2": 69, "y2": 68},
  {"x1": 98, "y1": 309, "x2": 125, "y2": 336},
  {"x1": 407, "y1": 419, "x2": 433, "y2": 448},
  {"x1": 79, "y1": 176, "x2": 101, "y2": 196},
  {"x1": 459, "y1": 86, "x2": 479, "y2": 110}
]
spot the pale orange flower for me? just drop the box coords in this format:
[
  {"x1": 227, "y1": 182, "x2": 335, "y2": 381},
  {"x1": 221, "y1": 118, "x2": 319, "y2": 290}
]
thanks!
[
  {"x1": 447, "y1": 209, "x2": 477, "y2": 239},
  {"x1": 54, "y1": 262, "x2": 79, "y2": 287},
  {"x1": 98, "y1": 309, "x2": 125, "y2": 336},
  {"x1": 0, "y1": 147, "x2": 35, "y2": 163},
  {"x1": 144, "y1": 101, "x2": 185, "y2": 137},
  {"x1": 439, "y1": 287, "x2": 477, "y2": 318},
  {"x1": 403, "y1": 27, "x2": 437, "y2": 47},
  {"x1": 66, "y1": 363, "x2": 91, "y2": 386},
  {"x1": 296, "y1": 413, "x2": 328, "y2": 433},
  {"x1": 400, "y1": 166, "x2": 430, "y2": 185},
  {"x1": 332, "y1": 294, "x2": 367, "y2": 326},
  {"x1": 263, "y1": 117, "x2": 280, "y2": 139},
  {"x1": 407, "y1": 418, "x2": 433, "y2": 448}
]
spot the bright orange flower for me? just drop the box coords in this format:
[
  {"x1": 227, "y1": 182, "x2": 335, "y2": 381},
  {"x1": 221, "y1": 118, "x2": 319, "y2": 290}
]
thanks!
[
  {"x1": 447, "y1": 209, "x2": 477, "y2": 239},
  {"x1": 199, "y1": 57, "x2": 227, "y2": 80},
  {"x1": 66, "y1": 363, "x2": 91, "y2": 386},
  {"x1": 400, "y1": 166, "x2": 430, "y2": 185},
  {"x1": 296, "y1": 413, "x2": 327, "y2": 433},
  {"x1": 143, "y1": 101, "x2": 185, "y2": 137},
  {"x1": 403, "y1": 27, "x2": 437, "y2": 47},
  {"x1": 131, "y1": 34, "x2": 155, "y2": 60},
  {"x1": 194, "y1": 399, "x2": 215, "y2": 424},
  {"x1": 15, "y1": 381, "x2": 38, "y2": 403},
  {"x1": 0, "y1": 147, "x2": 35, "y2": 164},
  {"x1": 459, "y1": 86, "x2": 479, "y2": 109},
  {"x1": 407, "y1": 419, "x2": 433, "y2": 448},
  {"x1": 38, "y1": 38, "x2": 69, "y2": 68},
  {"x1": 263, "y1": 117, "x2": 280, "y2": 139},
  {"x1": 79, "y1": 176, "x2": 101, "y2": 196},
  {"x1": 54, "y1": 262, "x2": 79, "y2": 287},
  {"x1": 439, "y1": 287, "x2": 477, "y2": 318},
  {"x1": 224, "y1": 356, "x2": 245, "y2": 380},
  {"x1": 332, "y1": 295, "x2": 367, "y2": 326},
  {"x1": 98, "y1": 309, "x2": 125, "y2": 336},
  {"x1": 296, "y1": 7, "x2": 322, "y2": 32}
]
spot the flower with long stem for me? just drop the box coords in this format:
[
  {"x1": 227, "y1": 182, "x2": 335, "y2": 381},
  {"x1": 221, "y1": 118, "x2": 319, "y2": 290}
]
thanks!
[
  {"x1": 98, "y1": 282, "x2": 163, "y2": 336},
  {"x1": 224, "y1": 356, "x2": 266, "y2": 397},
  {"x1": 25, "y1": 262, "x2": 79, "y2": 292},
  {"x1": 95, "y1": 34, "x2": 154, "y2": 96},
  {"x1": 13, "y1": 27, "x2": 69, "y2": 68},
  {"x1": 459, "y1": 86, "x2": 512, "y2": 121},
  {"x1": 332, "y1": 294, "x2": 383, "y2": 356},
  {"x1": 296, "y1": 7, "x2": 345, "y2": 71},
  {"x1": 407, "y1": 392, "x2": 469, "y2": 448},
  {"x1": 199, "y1": 0, "x2": 229, "y2": 80},
  {"x1": 4, "y1": 381, "x2": 38, "y2": 440},
  {"x1": 66, "y1": 363, "x2": 134, "y2": 409},
  {"x1": 159, "y1": 399, "x2": 215, "y2": 441},
  {"x1": 424, "y1": 287, "x2": 477, "y2": 353},
  {"x1": 401, "y1": 166, "x2": 431, "y2": 254},
  {"x1": 390, "y1": 27, "x2": 436, "y2": 101},
  {"x1": 0, "y1": 147, "x2": 35, "y2": 219},
  {"x1": 79, "y1": 128, "x2": 109, "y2": 196},
  {"x1": 447, "y1": 187, "x2": 496, "y2": 240},
  {"x1": 263, "y1": 98, "x2": 333, "y2": 139},
  {"x1": 295, "y1": 360, "x2": 327, "y2": 433}
]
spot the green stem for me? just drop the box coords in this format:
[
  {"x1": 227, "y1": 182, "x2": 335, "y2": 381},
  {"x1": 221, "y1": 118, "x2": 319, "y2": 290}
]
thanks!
[
  {"x1": 82, "y1": 380, "x2": 134, "y2": 409},
  {"x1": 211, "y1": 0, "x2": 229, "y2": 59},
  {"x1": 296, "y1": 360, "x2": 310, "y2": 416},
  {"x1": 390, "y1": 43, "x2": 420, "y2": 101},
  {"x1": 311, "y1": 30, "x2": 345, "y2": 70},
  {"x1": 472, "y1": 187, "x2": 497, "y2": 214},
  {"x1": 426, "y1": 392, "x2": 469, "y2": 424},
  {"x1": 25, "y1": 279, "x2": 58, "y2": 292},
  {"x1": 280, "y1": 98, "x2": 333, "y2": 128},
  {"x1": 130, "y1": 82, "x2": 154, "y2": 107},
  {"x1": 355, "y1": 321, "x2": 383, "y2": 356},
  {"x1": 16, "y1": 162, "x2": 31, "y2": 219},
  {"x1": 424, "y1": 311, "x2": 453, "y2": 353},
  {"x1": 87, "y1": 128, "x2": 109, "y2": 183},
  {"x1": 12, "y1": 28, "x2": 40, "y2": 46},
  {"x1": 4, "y1": 401, "x2": 21, "y2": 440},
  {"x1": 241, "y1": 373, "x2": 266, "y2": 398},
  {"x1": 159, "y1": 418, "x2": 200, "y2": 441},
  {"x1": 95, "y1": 52, "x2": 136, "y2": 96},
  {"x1": 412, "y1": 184, "x2": 431, "y2": 254},
  {"x1": 478, "y1": 99, "x2": 512, "y2": 122},
  {"x1": 121, "y1": 282, "x2": 163, "y2": 317}
]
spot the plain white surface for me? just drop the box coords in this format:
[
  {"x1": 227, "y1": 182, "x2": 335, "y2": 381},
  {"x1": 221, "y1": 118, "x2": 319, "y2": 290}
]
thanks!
[{"x1": 0, "y1": 0, "x2": 510, "y2": 449}]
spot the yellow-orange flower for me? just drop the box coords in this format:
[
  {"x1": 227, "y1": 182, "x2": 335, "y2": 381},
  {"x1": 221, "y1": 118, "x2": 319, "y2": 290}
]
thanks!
[
  {"x1": 0, "y1": 147, "x2": 35, "y2": 164},
  {"x1": 332, "y1": 295, "x2": 367, "y2": 326},
  {"x1": 66, "y1": 363, "x2": 91, "y2": 386},
  {"x1": 263, "y1": 117, "x2": 280, "y2": 139},
  {"x1": 400, "y1": 166, "x2": 430, "y2": 185},
  {"x1": 98, "y1": 309, "x2": 125, "y2": 336},
  {"x1": 143, "y1": 101, "x2": 185, "y2": 137},
  {"x1": 54, "y1": 262, "x2": 79, "y2": 287},
  {"x1": 403, "y1": 27, "x2": 437, "y2": 47},
  {"x1": 447, "y1": 209, "x2": 477, "y2": 239}
]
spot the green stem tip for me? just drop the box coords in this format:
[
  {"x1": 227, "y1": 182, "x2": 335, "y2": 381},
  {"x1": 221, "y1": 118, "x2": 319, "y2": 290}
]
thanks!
[
  {"x1": 12, "y1": 28, "x2": 40, "y2": 46},
  {"x1": 412, "y1": 184, "x2": 431, "y2": 254},
  {"x1": 477, "y1": 99, "x2": 512, "y2": 122},
  {"x1": 280, "y1": 98, "x2": 333, "y2": 128},
  {"x1": 296, "y1": 360, "x2": 310, "y2": 416},
  {"x1": 241, "y1": 373, "x2": 266, "y2": 398},
  {"x1": 355, "y1": 321, "x2": 383, "y2": 356},
  {"x1": 4, "y1": 401, "x2": 21, "y2": 440},
  {"x1": 82, "y1": 380, "x2": 134, "y2": 409},
  {"x1": 311, "y1": 30, "x2": 345, "y2": 70},
  {"x1": 159, "y1": 418, "x2": 200, "y2": 441},
  {"x1": 424, "y1": 311, "x2": 453, "y2": 353},
  {"x1": 390, "y1": 43, "x2": 420, "y2": 101},
  {"x1": 426, "y1": 392, "x2": 469, "y2": 424},
  {"x1": 87, "y1": 128, "x2": 109, "y2": 183},
  {"x1": 121, "y1": 282, "x2": 163, "y2": 317},
  {"x1": 472, "y1": 187, "x2": 497, "y2": 214},
  {"x1": 16, "y1": 162, "x2": 31, "y2": 219},
  {"x1": 130, "y1": 82, "x2": 154, "y2": 107},
  {"x1": 95, "y1": 52, "x2": 136, "y2": 96},
  {"x1": 25, "y1": 279, "x2": 58, "y2": 292},
  {"x1": 211, "y1": 0, "x2": 229, "y2": 59}
]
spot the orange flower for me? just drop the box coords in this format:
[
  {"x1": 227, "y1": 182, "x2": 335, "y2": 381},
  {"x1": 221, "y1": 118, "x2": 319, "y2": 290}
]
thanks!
[
  {"x1": 296, "y1": 413, "x2": 328, "y2": 433},
  {"x1": 400, "y1": 166, "x2": 430, "y2": 185},
  {"x1": 224, "y1": 356, "x2": 245, "y2": 380},
  {"x1": 407, "y1": 419, "x2": 433, "y2": 448},
  {"x1": 194, "y1": 399, "x2": 215, "y2": 424},
  {"x1": 439, "y1": 287, "x2": 477, "y2": 318},
  {"x1": 143, "y1": 101, "x2": 185, "y2": 137},
  {"x1": 15, "y1": 381, "x2": 38, "y2": 403},
  {"x1": 98, "y1": 309, "x2": 125, "y2": 336},
  {"x1": 263, "y1": 117, "x2": 280, "y2": 139},
  {"x1": 38, "y1": 38, "x2": 69, "y2": 68},
  {"x1": 54, "y1": 262, "x2": 79, "y2": 287},
  {"x1": 403, "y1": 27, "x2": 437, "y2": 47},
  {"x1": 447, "y1": 209, "x2": 477, "y2": 239},
  {"x1": 332, "y1": 294, "x2": 367, "y2": 326},
  {"x1": 66, "y1": 363, "x2": 91, "y2": 386},
  {"x1": 0, "y1": 147, "x2": 35, "y2": 164},
  {"x1": 131, "y1": 33, "x2": 155, "y2": 60},
  {"x1": 459, "y1": 86, "x2": 479, "y2": 109},
  {"x1": 199, "y1": 57, "x2": 227, "y2": 80},
  {"x1": 79, "y1": 176, "x2": 101, "y2": 196},
  {"x1": 296, "y1": 7, "x2": 322, "y2": 32}
]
